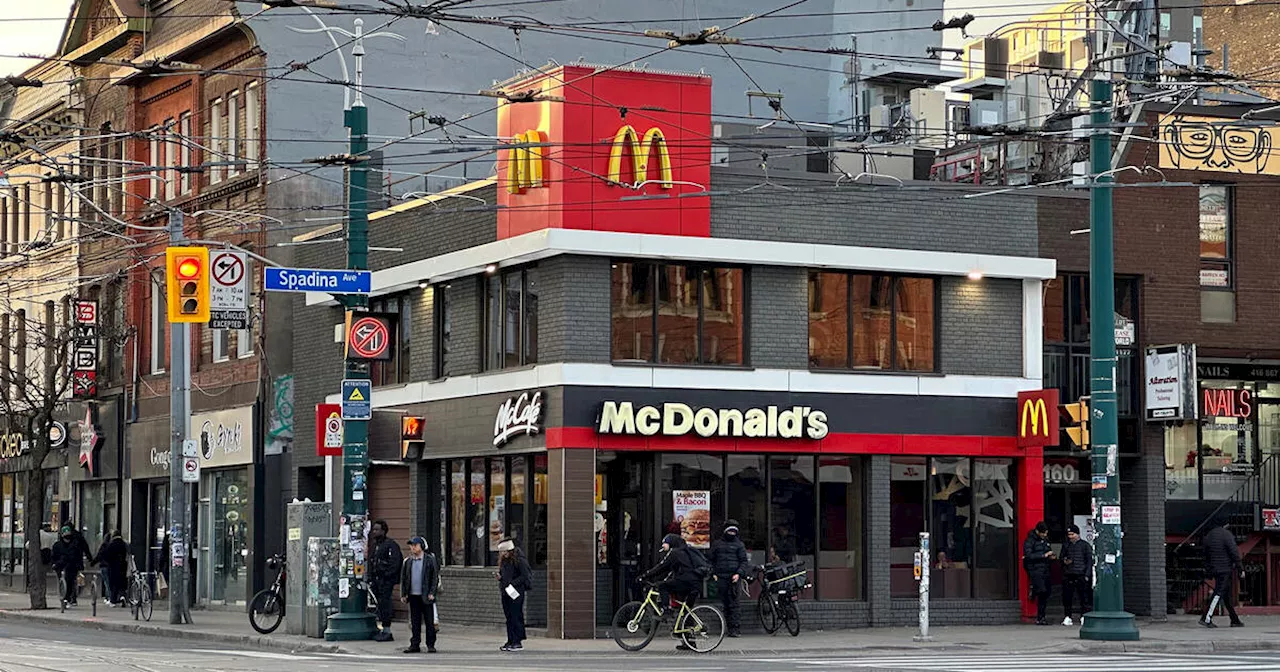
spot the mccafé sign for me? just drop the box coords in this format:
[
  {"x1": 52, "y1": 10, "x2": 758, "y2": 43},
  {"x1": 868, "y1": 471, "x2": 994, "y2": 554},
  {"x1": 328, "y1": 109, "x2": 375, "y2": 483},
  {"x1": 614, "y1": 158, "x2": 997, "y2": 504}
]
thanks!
[
  {"x1": 1017, "y1": 389, "x2": 1060, "y2": 447},
  {"x1": 607, "y1": 125, "x2": 673, "y2": 188},
  {"x1": 598, "y1": 401, "x2": 829, "y2": 440},
  {"x1": 0, "y1": 432, "x2": 27, "y2": 459}
]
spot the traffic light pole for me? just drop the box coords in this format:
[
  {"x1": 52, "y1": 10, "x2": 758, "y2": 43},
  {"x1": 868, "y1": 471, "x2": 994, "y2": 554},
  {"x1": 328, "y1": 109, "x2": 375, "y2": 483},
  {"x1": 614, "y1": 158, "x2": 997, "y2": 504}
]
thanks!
[
  {"x1": 1079, "y1": 77, "x2": 1138, "y2": 642},
  {"x1": 324, "y1": 19, "x2": 375, "y2": 642},
  {"x1": 167, "y1": 209, "x2": 193, "y2": 625}
]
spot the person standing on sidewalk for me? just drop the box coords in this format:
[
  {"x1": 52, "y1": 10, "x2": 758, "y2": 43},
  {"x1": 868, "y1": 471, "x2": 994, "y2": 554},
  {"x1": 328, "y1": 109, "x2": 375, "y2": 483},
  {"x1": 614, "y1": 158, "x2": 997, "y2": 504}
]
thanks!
[
  {"x1": 94, "y1": 531, "x2": 129, "y2": 605},
  {"x1": 400, "y1": 536, "x2": 438, "y2": 653},
  {"x1": 497, "y1": 538, "x2": 533, "y2": 652},
  {"x1": 368, "y1": 520, "x2": 403, "y2": 642},
  {"x1": 1201, "y1": 517, "x2": 1244, "y2": 628},
  {"x1": 1022, "y1": 521, "x2": 1055, "y2": 625},
  {"x1": 51, "y1": 526, "x2": 88, "y2": 606},
  {"x1": 1059, "y1": 525, "x2": 1093, "y2": 626},
  {"x1": 709, "y1": 519, "x2": 749, "y2": 638}
]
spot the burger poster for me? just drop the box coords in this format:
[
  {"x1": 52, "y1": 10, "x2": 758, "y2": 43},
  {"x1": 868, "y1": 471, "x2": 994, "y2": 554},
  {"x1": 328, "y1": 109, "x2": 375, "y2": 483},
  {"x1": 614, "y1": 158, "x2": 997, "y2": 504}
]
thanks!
[{"x1": 673, "y1": 490, "x2": 712, "y2": 549}]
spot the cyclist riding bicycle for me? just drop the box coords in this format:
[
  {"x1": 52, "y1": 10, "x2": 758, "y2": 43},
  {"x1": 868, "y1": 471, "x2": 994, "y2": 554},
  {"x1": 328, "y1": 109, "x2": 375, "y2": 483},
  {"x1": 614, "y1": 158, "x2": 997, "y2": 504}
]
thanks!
[{"x1": 640, "y1": 534, "x2": 707, "y2": 620}]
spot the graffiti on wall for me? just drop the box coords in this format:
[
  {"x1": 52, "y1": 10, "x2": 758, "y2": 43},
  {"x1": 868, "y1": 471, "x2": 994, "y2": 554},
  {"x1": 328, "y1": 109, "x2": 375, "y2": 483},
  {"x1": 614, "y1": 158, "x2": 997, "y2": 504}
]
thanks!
[
  {"x1": 1160, "y1": 114, "x2": 1278, "y2": 175},
  {"x1": 266, "y1": 374, "x2": 294, "y2": 456}
]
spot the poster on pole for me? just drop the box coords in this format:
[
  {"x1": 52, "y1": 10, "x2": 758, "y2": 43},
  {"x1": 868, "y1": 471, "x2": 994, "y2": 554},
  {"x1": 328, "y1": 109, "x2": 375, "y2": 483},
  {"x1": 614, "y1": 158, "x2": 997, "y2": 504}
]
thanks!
[{"x1": 673, "y1": 490, "x2": 711, "y2": 549}]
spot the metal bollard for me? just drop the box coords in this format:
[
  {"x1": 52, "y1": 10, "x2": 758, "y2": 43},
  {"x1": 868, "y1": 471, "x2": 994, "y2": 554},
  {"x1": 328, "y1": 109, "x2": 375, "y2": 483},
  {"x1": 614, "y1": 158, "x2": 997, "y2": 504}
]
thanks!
[{"x1": 914, "y1": 532, "x2": 932, "y2": 642}]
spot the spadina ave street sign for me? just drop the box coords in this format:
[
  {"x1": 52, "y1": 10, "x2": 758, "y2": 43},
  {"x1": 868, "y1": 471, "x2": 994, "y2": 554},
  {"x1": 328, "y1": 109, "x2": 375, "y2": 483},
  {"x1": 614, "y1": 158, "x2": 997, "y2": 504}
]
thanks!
[{"x1": 264, "y1": 267, "x2": 371, "y2": 294}]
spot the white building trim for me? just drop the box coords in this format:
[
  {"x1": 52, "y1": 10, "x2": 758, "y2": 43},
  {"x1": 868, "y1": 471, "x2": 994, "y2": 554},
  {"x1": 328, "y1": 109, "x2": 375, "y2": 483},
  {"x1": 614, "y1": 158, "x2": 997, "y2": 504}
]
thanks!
[
  {"x1": 323, "y1": 363, "x2": 1043, "y2": 408},
  {"x1": 306, "y1": 228, "x2": 1056, "y2": 306},
  {"x1": 1023, "y1": 279, "x2": 1044, "y2": 382}
]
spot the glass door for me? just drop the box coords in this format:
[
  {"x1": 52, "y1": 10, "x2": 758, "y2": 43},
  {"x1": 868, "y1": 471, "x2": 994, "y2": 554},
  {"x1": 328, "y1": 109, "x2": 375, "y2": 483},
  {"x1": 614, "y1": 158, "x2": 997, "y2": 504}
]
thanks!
[
  {"x1": 1256, "y1": 398, "x2": 1280, "y2": 505},
  {"x1": 599, "y1": 453, "x2": 651, "y2": 625}
]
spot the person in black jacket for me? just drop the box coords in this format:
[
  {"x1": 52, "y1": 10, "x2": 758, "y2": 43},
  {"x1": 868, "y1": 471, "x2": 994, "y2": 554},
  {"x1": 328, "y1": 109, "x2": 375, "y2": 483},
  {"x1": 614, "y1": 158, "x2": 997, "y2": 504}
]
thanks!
[
  {"x1": 1059, "y1": 525, "x2": 1093, "y2": 626},
  {"x1": 641, "y1": 533, "x2": 701, "y2": 615},
  {"x1": 709, "y1": 520, "x2": 749, "y2": 637},
  {"x1": 369, "y1": 520, "x2": 404, "y2": 642},
  {"x1": 399, "y1": 536, "x2": 439, "y2": 653},
  {"x1": 497, "y1": 538, "x2": 533, "y2": 651},
  {"x1": 94, "y1": 531, "x2": 129, "y2": 605},
  {"x1": 1022, "y1": 521, "x2": 1055, "y2": 625},
  {"x1": 1201, "y1": 518, "x2": 1244, "y2": 628},
  {"x1": 51, "y1": 526, "x2": 90, "y2": 606}
]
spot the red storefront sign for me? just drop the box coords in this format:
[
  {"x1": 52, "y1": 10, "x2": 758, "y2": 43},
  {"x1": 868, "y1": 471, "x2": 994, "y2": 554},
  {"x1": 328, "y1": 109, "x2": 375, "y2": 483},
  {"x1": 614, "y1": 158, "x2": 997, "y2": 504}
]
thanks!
[{"x1": 1016, "y1": 389, "x2": 1060, "y2": 447}]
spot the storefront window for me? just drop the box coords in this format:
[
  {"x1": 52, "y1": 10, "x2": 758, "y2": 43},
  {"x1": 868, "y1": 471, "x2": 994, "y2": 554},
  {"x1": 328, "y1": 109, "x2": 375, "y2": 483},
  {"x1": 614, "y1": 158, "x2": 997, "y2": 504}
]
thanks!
[
  {"x1": 1164, "y1": 423, "x2": 1199, "y2": 500},
  {"x1": 488, "y1": 458, "x2": 506, "y2": 565},
  {"x1": 818, "y1": 457, "x2": 863, "y2": 600},
  {"x1": 468, "y1": 458, "x2": 485, "y2": 566},
  {"x1": 972, "y1": 459, "x2": 1015, "y2": 599},
  {"x1": 890, "y1": 457, "x2": 927, "y2": 597},
  {"x1": 508, "y1": 456, "x2": 526, "y2": 552},
  {"x1": 931, "y1": 458, "x2": 972, "y2": 599},
  {"x1": 449, "y1": 460, "x2": 465, "y2": 565},
  {"x1": 770, "y1": 456, "x2": 814, "y2": 579},
  {"x1": 1201, "y1": 382, "x2": 1254, "y2": 499},
  {"x1": 659, "y1": 454, "x2": 723, "y2": 551},
  {"x1": 726, "y1": 455, "x2": 767, "y2": 566},
  {"x1": 532, "y1": 454, "x2": 548, "y2": 568},
  {"x1": 149, "y1": 482, "x2": 169, "y2": 575},
  {"x1": 2, "y1": 474, "x2": 13, "y2": 572},
  {"x1": 210, "y1": 469, "x2": 248, "y2": 603}
]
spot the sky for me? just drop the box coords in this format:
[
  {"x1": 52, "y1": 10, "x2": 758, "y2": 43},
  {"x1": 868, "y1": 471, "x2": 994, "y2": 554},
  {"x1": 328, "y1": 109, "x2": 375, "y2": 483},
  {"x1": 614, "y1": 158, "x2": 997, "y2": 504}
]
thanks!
[{"x1": 0, "y1": 1, "x2": 75, "y2": 77}]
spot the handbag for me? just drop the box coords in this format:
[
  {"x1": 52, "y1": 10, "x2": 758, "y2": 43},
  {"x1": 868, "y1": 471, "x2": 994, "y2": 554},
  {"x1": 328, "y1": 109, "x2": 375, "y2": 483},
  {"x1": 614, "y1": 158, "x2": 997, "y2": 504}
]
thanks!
[{"x1": 155, "y1": 573, "x2": 168, "y2": 597}]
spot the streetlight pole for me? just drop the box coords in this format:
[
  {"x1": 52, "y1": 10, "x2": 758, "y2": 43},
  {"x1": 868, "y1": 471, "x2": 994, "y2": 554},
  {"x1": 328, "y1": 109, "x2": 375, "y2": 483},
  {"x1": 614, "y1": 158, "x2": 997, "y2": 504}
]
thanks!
[{"x1": 1078, "y1": 74, "x2": 1139, "y2": 642}]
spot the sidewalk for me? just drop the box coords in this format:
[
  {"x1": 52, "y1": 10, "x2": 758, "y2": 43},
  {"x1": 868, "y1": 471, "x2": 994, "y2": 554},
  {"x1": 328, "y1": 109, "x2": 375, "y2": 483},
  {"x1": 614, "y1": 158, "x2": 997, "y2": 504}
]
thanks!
[{"x1": 0, "y1": 589, "x2": 1277, "y2": 657}]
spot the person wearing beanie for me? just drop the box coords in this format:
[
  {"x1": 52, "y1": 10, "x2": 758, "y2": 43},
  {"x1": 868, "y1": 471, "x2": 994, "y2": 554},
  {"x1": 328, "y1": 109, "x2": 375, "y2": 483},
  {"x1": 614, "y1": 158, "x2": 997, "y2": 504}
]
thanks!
[
  {"x1": 399, "y1": 536, "x2": 438, "y2": 653},
  {"x1": 1059, "y1": 524, "x2": 1093, "y2": 626},
  {"x1": 709, "y1": 520, "x2": 749, "y2": 637},
  {"x1": 641, "y1": 533, "x2": 705, "y2": 650},
  {"x1": 1022, "y1": 521, "x2": 1055, "y2": 625}
]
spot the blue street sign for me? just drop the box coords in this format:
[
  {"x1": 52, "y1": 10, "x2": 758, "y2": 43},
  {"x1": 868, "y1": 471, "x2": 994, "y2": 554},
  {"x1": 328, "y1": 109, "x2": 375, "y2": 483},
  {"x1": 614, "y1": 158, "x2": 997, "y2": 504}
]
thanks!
[
  {"x1": 341, "y1": 379, "x2": 372, "y2": 421},
  {"x1": 264, "y1": 267, "x2": 372, "y2": 294}
]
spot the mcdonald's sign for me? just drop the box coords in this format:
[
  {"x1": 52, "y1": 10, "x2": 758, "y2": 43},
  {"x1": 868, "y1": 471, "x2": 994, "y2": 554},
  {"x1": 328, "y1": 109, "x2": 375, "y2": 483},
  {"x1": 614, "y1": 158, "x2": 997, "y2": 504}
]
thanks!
[
  {"x1": 607, "y1": 125, "x2": 673, "y2": 188},
  {"x1": 1017, "y1": 389, "x2": 1060, "y2": 447},
  {"x1": 505, "y1": 129, "x2": 547, "y2": 194}
]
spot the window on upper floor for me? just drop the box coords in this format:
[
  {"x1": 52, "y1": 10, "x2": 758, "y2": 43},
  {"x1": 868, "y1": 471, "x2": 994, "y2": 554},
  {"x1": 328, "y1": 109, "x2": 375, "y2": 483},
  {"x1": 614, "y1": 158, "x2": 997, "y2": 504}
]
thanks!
[
  {"x1": 807, "y1": 271, "x2": 936, "y2": 373},
  {"x1": 434, "y1": 282, "x2": 453, "y2": 379},
  {"x1": 227, "y1": 90, "x2": 241, "y2": 178},
  {"x1": 212, "y1": 325, "x2": 230, "y2": 363},
  {"x1": 483, "y1": 267, "x2": 538, "y2": 371},
  {"x1": 210, "y1": 98, "x2": 224, "y2": 184},
  {"x1": 611, "y1": 261, "x2": 744, "y2": 366},
  {"x1": 369, "y1": 293, "x2": 411, "y2": 386},
  {"x1": 245, "y1": 83, "x2": 260, "y2": 169},
  {"x1": 178, "y1": 113, "x2": 192, "y2": 195},
  {"x1": 1199, "y1": 184, "x2": 1234, "y2": 323},
  {"x1": 150, "y1": 271, "x2": 166, "y2": 374}
]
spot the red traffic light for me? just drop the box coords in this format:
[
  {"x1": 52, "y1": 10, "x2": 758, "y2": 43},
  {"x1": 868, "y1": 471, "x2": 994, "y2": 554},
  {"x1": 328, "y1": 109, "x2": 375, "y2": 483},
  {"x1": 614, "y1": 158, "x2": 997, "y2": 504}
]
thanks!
[{"x1": 176, "y1": 257, "x2": 201, "y2": 280}]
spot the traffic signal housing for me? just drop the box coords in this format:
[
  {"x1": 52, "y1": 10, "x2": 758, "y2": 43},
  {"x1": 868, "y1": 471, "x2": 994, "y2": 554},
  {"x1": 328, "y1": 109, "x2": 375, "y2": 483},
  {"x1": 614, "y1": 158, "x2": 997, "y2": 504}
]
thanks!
[
  {"x1": 1061, "y1": 397, "x2": 1090, "y2": 449},
  {"x1": 165, "y1": 246, "x2": 210, "y2": 323}
]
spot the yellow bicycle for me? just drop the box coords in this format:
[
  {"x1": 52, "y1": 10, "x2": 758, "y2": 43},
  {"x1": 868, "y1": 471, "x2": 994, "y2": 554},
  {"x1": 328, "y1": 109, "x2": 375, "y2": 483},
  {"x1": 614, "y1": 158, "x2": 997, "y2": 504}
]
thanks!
[{"x1": 611, "y1": 581, "x2": 726, "y2": 653}]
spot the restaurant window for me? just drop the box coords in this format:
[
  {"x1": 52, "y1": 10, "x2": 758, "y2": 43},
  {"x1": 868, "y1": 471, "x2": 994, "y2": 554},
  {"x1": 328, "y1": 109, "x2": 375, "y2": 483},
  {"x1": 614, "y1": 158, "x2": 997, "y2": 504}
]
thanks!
[
  {"x1": 468, "y1": 458, "x2": 485, "y2": 566},
  {"x1": 611, "y1": 261, "x2": 745, "y2": 366},
  {"x1": 726, "y1": 455, "x2": 767, "y2": 567},
  {"x1": 487, "y1": 458, "x2": 506, "y2": 565},
  {"x1": 660, "y1": 454, "x2": 725, "y2": 551},
  {"x1": 891, "y1": 456, "x2": 1016, "y2": 599},
  {"x1": 770, "y1": 456, "x2": 815, "y2": 589},
  {"x1": 439, "y1": 456, "x2": 544, "y2": 568},
  {"x1": 1199, "y1": 185, "x2": 1234, "y2": 323},
  {"x1": 818, "y1": 457, "x2": 864, "y2": 600},
  {"x1": 368, "y1": 293, "x2": 410, "y2": 386},
  {"x1": 483, "y1": 267, "x2": 538, "y2": 371},
  {"x1": 809, "y1": 271, "x2": 937, "y2": 372},
  {"x1": 433, "y1": 283, "x2": 452, "y2": 379},
  {"x1": 449, "y1": 460, "x2": 464, "y2": 565},
  {"x1": 532, "y1": 454, "x2": 548, "y2": 568}
]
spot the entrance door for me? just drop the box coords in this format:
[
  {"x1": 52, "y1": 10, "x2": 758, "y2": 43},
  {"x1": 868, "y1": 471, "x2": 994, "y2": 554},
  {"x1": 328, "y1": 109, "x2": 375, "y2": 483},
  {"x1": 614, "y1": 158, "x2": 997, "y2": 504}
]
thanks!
[{"x1": 598, "y1": 453, "x2": 653, "y2": 624}]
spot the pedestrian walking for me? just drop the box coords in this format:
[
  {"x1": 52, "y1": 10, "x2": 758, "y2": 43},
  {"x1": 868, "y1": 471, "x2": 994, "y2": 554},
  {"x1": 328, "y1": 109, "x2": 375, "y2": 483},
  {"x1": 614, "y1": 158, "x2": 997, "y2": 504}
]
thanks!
[
  {"x1": 400, "y1": 536, "x2": 438, "y2": 653},
  {"x1": 709, "y1": 519, "x2": 749, "y2": 638},
  {"x1": 1200, "y1": 517, "x2": 1244, "y2": 628},
  {"x1": 51, "y1": 526, "x2": 88, "y2": 606},
  {"x1": 1059, "y1": 524, "x2": 1093, "y2": 626},
  {"x1": 93, "y1": 530, "x2": 129, "y2": 605},
  {"x1": 1022, "y1": 521, "x2": 1055, "y2": 625},
  {"x1": 497, "y1": 538, "x2": 533, "y2": 651},
  {"x1": 368, "y1": 520, "x2": 403, "y2": 642}
]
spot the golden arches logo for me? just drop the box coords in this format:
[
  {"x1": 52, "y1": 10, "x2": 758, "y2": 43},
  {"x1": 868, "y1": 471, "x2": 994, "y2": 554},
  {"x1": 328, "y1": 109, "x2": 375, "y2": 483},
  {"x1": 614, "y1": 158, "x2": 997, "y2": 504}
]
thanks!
[
  {"x1": 506, "y1": 129, "x2": 547, "y2": 194},
  {"x1": 607, "y1": 125, "x2": 673, "y2": 188},
  {"x1": 1020, "y1": 398, "x2": 1049, "y2": 439}
]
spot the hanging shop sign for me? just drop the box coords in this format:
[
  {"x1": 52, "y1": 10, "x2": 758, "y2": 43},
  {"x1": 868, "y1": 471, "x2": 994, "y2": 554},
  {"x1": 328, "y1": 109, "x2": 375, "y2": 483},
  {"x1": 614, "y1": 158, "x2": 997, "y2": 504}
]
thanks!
[
  {"x1": 189, "y1": 407, "x2": 254, "y2": 468},
  {"x1": 1264, "y1": 509, "x2": 1280, "y2": 532},
  {"x1": 1144, "y1": 344, "x2": 1198, "y2": 422},
  {"x1": 1017, "y1": 389, "x2": 1060, "y2": 448},
  {"x1": 71, "y1": 299, "x2": 98, "y2": 399},
  {"x1": 493, "y1": 390, "x2": 543, "y2": 447},
  {"x1": 597, "y1": 401, "x2": 829, "y2": 440},
  {"x1": 1202, "y1": 387, "x2": 1253, "y2": 420},
  {"x1": 78, "y1": 404, "x2": 102, "y2": 477},
  {"x1": 1198, "y1": 362, "x2": 1280, "y2": 383}
]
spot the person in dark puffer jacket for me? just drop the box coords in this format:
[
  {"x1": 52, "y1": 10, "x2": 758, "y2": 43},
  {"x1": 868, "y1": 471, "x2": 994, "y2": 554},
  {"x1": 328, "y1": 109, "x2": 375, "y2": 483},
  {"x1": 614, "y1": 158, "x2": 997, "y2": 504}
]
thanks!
[
  {"x1": 1022, "y1": 521, "x2": 1055, "y2": 625},
  {"x1": 1059, "y1": 525, "x2": 1093, "y2": 626},
  {"x1": 1200, "y1": 517, "x2": 1244, "y2": 628},
  {"x1": 709, "y1": 520, "x2": 750, "y2": 637}
]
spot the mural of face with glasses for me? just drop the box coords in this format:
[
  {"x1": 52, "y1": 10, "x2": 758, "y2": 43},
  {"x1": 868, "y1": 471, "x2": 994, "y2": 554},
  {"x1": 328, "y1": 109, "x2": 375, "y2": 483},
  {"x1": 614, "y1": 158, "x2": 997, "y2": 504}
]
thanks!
[{"x1": 1162, "y1": 115, "x2": 1276, "y2": 174}]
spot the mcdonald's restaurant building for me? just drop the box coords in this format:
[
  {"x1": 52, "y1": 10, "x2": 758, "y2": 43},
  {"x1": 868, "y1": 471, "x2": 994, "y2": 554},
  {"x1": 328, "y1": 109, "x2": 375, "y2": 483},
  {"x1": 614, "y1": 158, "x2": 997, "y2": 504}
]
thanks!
[{"x1": 287, "y1": 65, "x2": 1115, "y2": 637}]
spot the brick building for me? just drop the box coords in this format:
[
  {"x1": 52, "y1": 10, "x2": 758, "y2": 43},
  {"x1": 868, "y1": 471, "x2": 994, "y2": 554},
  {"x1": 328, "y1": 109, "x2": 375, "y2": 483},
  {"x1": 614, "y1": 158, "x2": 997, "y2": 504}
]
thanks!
[
  {"x1": 1037, "y1": 103, "x2": 1280, "y2": 616},
  {"x1": 282, "y1": 66, "x2": 1104, "y2": 637}
]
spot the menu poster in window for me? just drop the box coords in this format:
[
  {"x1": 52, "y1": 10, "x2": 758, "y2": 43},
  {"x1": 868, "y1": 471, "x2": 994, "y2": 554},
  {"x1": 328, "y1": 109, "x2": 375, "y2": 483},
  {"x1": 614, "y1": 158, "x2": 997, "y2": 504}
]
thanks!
[
  {"x1": 489, "y1": 495, "x2": 505, "y2": 551},
  {"x1": 673, "y1": 490, "x2": 711, "y2": 549}
]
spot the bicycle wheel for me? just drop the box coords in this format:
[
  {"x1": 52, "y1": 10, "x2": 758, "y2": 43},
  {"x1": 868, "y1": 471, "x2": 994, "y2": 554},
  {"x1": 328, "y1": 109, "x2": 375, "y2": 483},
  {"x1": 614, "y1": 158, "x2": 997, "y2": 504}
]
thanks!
[
  {"x1": 757, "y1": 593, "x2": 779, "y2": 634},
  {"x1": 129, "y1": 580, "x2": 140, "y2": 619},
  {"x1": 782, "y1": 600, "x2": 800, "y2": 637},
  {"x1": 611, "y1": 600, "x2": 659, "y2": 652},
  {"x1": 138, "y1": 582, "x2": 153, "y2": 622},
  {"x1": 680, "y1": 605, "x2": 726, "y2": 653},
  {"x1": 248, "y1": 589, "x2": 285, "y2": 634}
]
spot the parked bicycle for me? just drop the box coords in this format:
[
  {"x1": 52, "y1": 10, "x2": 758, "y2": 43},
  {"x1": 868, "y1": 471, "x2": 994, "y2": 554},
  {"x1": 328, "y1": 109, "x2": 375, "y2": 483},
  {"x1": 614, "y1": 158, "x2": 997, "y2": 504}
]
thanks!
[
  {"x1": 123, "y1": 556, "x2": 154, "y2": 621},
  {"x1": 612, "y1": 580, "x2": 726, "y2": 653},
  {"x1": 249, "y1": 554, "x2": 286, "y2": 634},
  {"x1": 744, "y1": 560, "x2": 811, "y2": 637},
  {"x1": 58, "y1": 571, "x2": 99, "y2": 617}
]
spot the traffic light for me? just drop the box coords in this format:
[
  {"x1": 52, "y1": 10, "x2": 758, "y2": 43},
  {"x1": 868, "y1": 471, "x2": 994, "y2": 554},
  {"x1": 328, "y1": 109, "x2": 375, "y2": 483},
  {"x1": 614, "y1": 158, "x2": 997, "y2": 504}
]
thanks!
[
  {"x1": 1060, "y1": 397, "x2": 1090, "y2": 449},
  {"x1": 165, "y1": 246, "x2": 210, "y2": 323}
]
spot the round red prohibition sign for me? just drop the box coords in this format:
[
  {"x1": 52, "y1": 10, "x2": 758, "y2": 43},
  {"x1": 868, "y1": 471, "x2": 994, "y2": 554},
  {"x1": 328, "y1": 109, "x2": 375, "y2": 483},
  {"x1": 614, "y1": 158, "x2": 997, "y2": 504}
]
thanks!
[
  {"x1": 349, "y1": 317, "x2": 390, "y2": 358},
  {"x1": 185, "y1": 460, "x2": 197, "y2": 472}
]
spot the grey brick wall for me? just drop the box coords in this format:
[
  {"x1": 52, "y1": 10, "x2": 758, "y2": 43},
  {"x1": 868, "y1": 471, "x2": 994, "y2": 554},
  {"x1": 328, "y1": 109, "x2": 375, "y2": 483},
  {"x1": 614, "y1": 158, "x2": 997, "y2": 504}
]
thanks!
[
  {"x1": 1122, "y1": 449, "x2": 1168, "y2": 619},
  {"x1": 710, "y1": 171, "x2": 1039, "y2": 258},
  {"x1": 410, "y1": 287, "x2": 434, "y2": 381},
  {"x1": 940, "y1": 277, "x2": 1024, "y2": 377},
  {"x1": 438, "y1": 566, "x2": 547, "y2": 629},
  {"x1": 868, "y1": 455, "x2": 892, "y2": 626},
  {"x1": 749, "y1": 266, "x2": 809, "y2": 368},
  {"x1": 538, "y1": 256, "x2": 611, "y2": 364}
]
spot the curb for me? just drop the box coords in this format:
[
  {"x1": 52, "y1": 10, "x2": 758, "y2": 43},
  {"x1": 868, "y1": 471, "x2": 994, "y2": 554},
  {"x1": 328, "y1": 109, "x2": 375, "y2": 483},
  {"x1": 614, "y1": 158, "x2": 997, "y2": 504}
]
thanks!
[{"x1": 0, "y1": 609, "x2": 348, "y2": 655}]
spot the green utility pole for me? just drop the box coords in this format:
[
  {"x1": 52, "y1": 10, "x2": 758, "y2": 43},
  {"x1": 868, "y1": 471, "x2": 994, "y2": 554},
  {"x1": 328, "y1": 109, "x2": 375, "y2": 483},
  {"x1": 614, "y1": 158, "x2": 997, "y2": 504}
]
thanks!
[
  {"x1": 324, "y1": 18, "x2": 375, "y2": 642},
  {"x1": 1079, "y1": 76, "x2": 1139, "y2": 642}
]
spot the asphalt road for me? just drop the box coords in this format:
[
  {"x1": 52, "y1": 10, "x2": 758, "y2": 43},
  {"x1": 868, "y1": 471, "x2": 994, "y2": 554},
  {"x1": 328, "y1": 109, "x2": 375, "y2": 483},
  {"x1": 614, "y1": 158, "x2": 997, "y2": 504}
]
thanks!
[{"x1": 3, "y1": 621, "x2": 1280, "y2": 671}]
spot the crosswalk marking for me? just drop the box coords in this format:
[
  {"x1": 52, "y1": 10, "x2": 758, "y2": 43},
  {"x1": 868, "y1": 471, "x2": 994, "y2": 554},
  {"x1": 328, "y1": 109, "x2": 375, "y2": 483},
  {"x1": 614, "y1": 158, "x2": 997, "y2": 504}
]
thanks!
[{"x1": 744, "y1": 653, "x2": 1280, "y2": 672}]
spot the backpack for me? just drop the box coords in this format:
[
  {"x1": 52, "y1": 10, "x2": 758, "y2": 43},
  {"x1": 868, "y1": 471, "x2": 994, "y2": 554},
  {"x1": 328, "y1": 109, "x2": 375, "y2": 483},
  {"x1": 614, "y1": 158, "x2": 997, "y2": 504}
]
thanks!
[{"x1": 688, "y1": 547, "x2": 712, "y2": 579}]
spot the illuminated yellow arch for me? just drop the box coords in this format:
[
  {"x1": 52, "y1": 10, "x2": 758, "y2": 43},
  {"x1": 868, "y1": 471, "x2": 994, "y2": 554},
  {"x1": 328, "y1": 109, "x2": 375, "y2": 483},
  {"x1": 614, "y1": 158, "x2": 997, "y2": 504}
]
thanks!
[{"x1": 607, "y1": 125, "x2": 673, "y2": 188}]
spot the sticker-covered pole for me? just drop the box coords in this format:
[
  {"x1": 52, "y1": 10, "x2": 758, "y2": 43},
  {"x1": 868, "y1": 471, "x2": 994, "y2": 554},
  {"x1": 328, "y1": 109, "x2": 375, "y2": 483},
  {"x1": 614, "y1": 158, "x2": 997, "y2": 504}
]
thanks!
[
  {"x1": 914, "y1": 532, "x2": 931, "y2": 642},
  {"x1": 167, "y1": 209, "x2": 193, "y2": 625}
]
